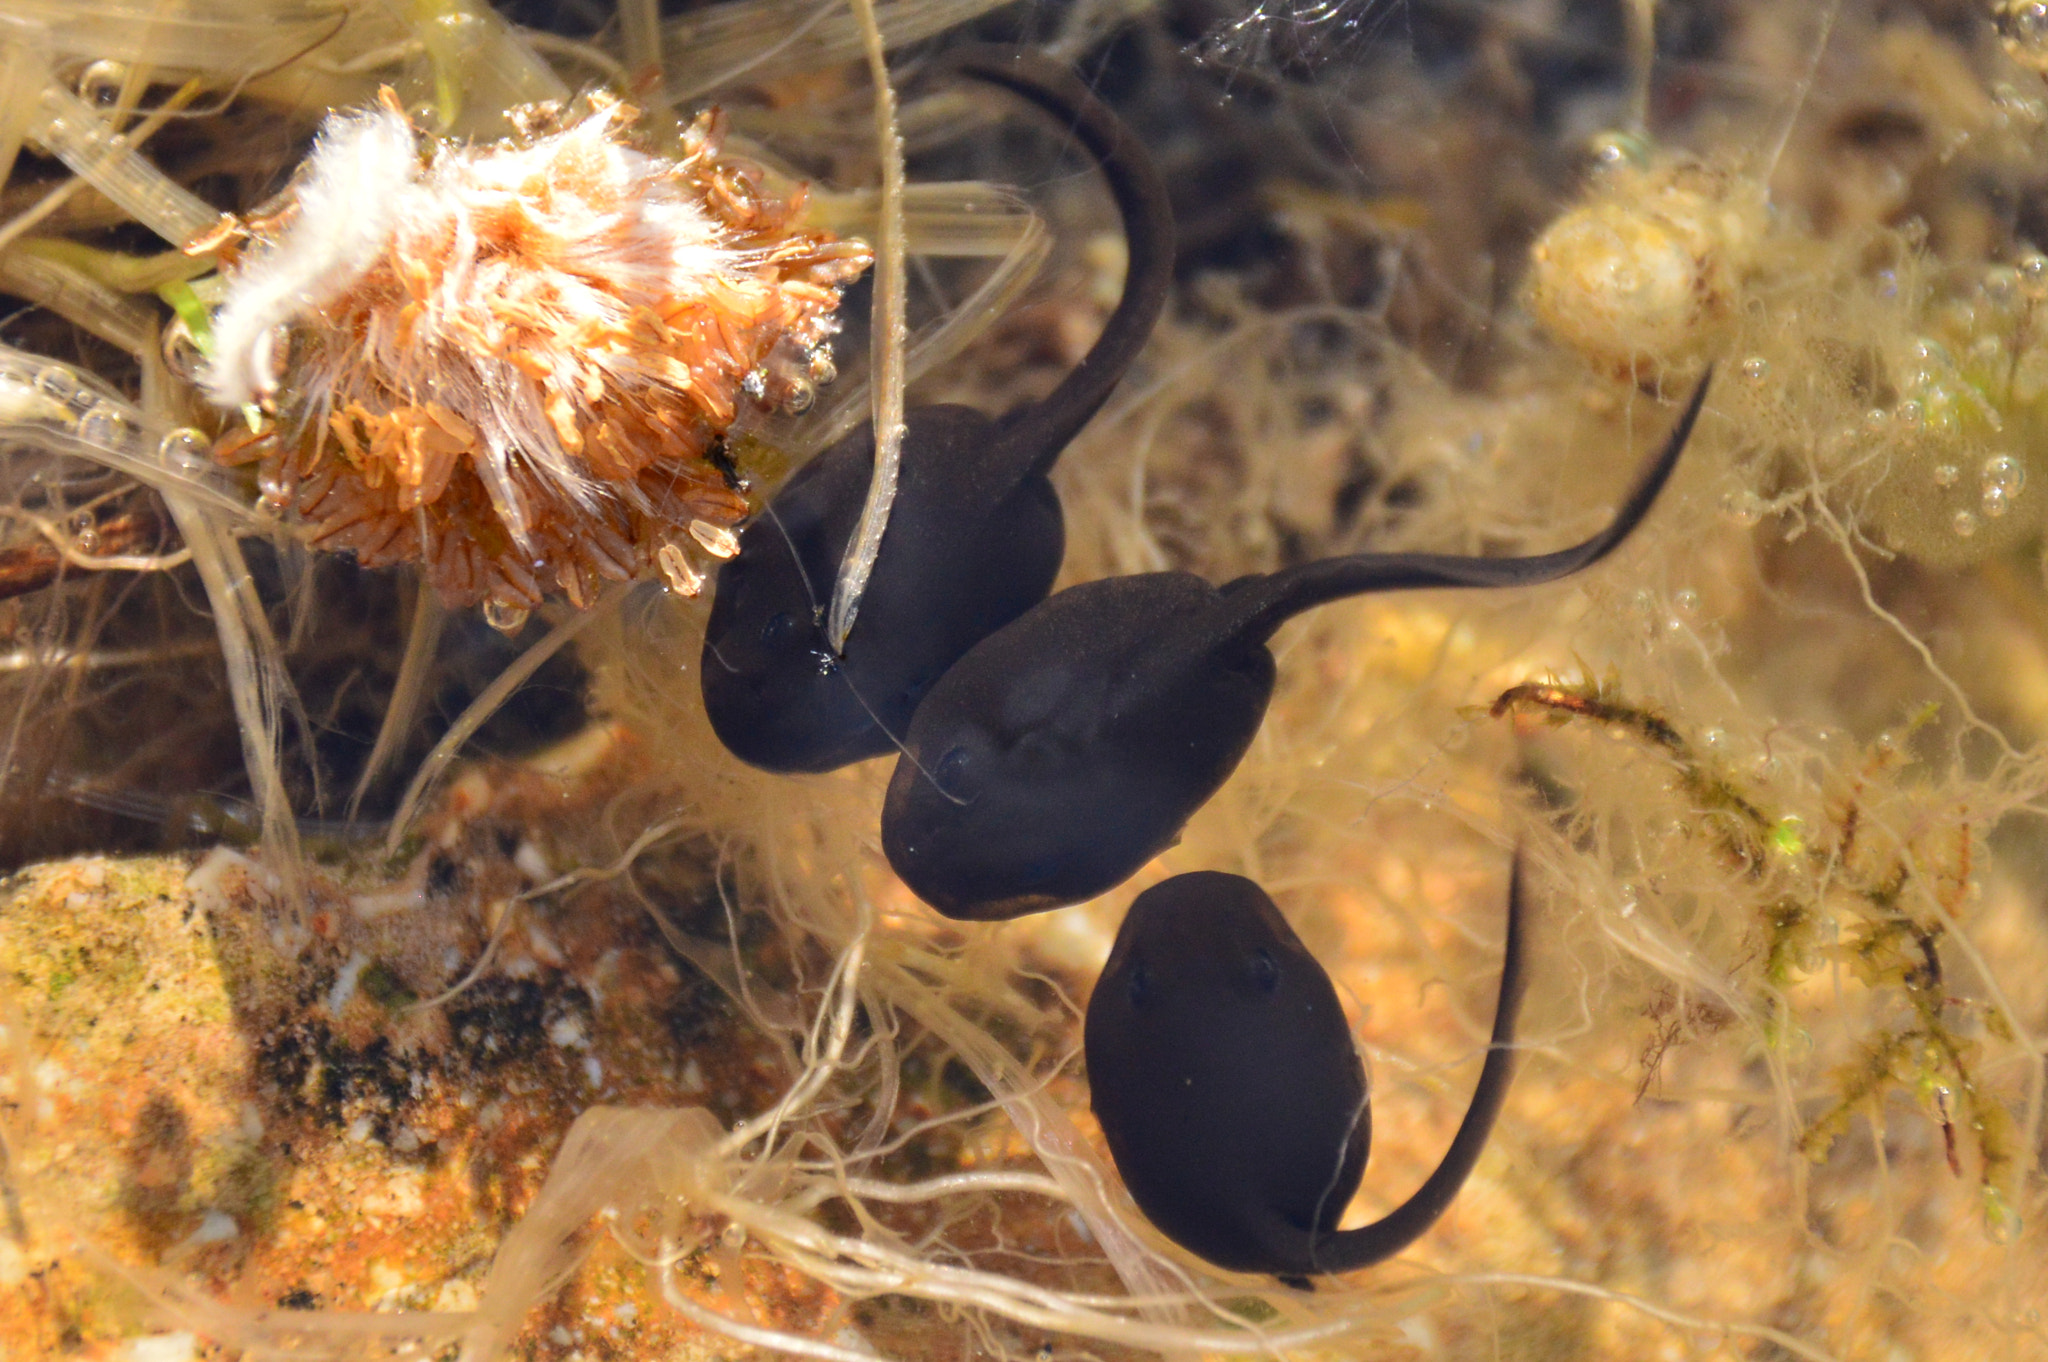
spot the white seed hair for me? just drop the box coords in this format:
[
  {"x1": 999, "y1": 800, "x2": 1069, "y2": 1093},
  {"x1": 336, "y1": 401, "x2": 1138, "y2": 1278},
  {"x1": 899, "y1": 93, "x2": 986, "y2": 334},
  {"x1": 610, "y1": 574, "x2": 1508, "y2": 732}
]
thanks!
[
  {"x1": 202, "y1": 106, "x2": 418, "y2": 408},
  {"x1": 193, "y1": 93, "x2": 868, "y2": 612},
  {"x1": 291, "y1": 104, "x2": 754, "y2": 548}
]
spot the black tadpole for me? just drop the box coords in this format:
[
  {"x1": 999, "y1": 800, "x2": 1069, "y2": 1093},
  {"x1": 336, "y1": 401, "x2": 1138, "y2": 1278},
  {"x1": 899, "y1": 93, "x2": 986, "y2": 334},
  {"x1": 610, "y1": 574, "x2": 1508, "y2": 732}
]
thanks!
[
  {"x1": 1084, "y1": 857, "x2": 1527, "y2": 1278},
  {"x1": 699, "y1": 47, "x2": 1176, "y2": 774},
  {"x1": 882, "y1": 373, "x2": 1710, "y2": 919}
]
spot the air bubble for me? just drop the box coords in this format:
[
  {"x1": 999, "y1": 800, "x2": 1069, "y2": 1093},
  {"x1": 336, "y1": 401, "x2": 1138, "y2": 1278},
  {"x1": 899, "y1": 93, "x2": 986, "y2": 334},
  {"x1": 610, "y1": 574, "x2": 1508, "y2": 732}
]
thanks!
[
  {"x1": 2021, "y1": 251, "x2": 2048, "y2": 301},
  {"x1": 1983, "y1": 1185, "x2": 2022, "y2": 1244},
  {"x1": 1982, "y1": 455, "x2": 2025, "y2": 500},
  {"x1": 68, "y1": 513, "x2": 98, "y2": 554},
  {"x1": 34, "y1": 366, "x2": 78, "y2": 404},
  {"x1": 1719, "y1": 489, "x2": 1764, "y2": 527},
  {"x1": 257, "y1": 472, "x2": 292, "y2": 514},
  {"x1": 1995, "y1": 80, "x2": 2040, "y2": 118},
  {"x1": 162, "y1": 321, "x2": 206, "y2": 381},
  {"x1": 1909, "y1": 337, "x2": 1951, "y2": 368},
  {"x1": 1932, "y1": 462, "x2": 1959, "y2": 488},
  {"x1": 1998, "y1": 1, "x2": 2048, "y2": 71},
  {"x1": 158, "y1": 429, "x2": 210, "y2": 475},
  {"x1": 782, "y1": 377, "x2": 816, "y2": 415},
  {"x1": 1701, "y1": 727, "x2": 1726, "y2": 750},
  {"x1": 76, "y1": 403, "x2": 128, "y2": 447},
  {"x1": 483, "y1": 600, "x2": 530, "y2": 634},
  {"x1": 76, "y1": 60, "x2": 127, "y2": 107},
  {"x1": 808, "y1": 346, "x2": 838, "y2": 386},
  {"x1": 1739, "y1": 356, "x2": 1768, "y2": 383},
  {"x1": 1945, "y1": 298, "x2": 1986, "y2": 338},
  {"x1": 1586, "y1": 130, "x2": 1649, "y2": 173},
  {"x1": 1984, "y1": 264, "x2": 2022, "y2": 308},
  {"x1": 720, "y1": 1221, "x2": 748, "y2": 1249},
  {"x1": 1674, "y1": 588, "x2": 1700, "y2": 615},
  {"x1": 1953, "y1": 509, "x2": 1981, "y2": 538},
  {"x1": 1924, "y1": 386, "x2": 1961, "y2": 434},
  {"x1": 1898, "y1": 400, "x2": 1925, "y2": 430}
]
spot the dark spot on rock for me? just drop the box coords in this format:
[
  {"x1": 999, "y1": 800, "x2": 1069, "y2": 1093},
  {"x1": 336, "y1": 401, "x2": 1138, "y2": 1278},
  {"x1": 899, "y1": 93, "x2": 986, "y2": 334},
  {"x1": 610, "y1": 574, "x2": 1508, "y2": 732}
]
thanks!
[{"x1": 120, "y1": 1091, "x2": 194, "y2": 1255}]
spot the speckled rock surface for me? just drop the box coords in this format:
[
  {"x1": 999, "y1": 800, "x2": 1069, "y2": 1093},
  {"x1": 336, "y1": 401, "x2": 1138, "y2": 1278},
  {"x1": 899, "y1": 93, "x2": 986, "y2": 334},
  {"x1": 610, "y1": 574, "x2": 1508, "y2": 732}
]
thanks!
[{"x1": 0, "y1": 741, "x2": 843, "y2": 1360}]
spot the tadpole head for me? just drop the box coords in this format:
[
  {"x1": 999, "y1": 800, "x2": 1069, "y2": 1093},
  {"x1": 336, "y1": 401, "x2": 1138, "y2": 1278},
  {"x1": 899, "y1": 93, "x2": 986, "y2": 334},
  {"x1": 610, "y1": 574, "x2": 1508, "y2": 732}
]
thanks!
[
  {"x1": 701, "y1": 406, "x2": 1066, "y2": 775},
  {"x1": 880, "y1": 709, "x2": 1174, "y2": 918},
  {"x1": 700, "y1": 461, "x2": 885, "y2": 773},
  {"x1": 880, "y1": 573, "x2": 1277, "y2": 919}
]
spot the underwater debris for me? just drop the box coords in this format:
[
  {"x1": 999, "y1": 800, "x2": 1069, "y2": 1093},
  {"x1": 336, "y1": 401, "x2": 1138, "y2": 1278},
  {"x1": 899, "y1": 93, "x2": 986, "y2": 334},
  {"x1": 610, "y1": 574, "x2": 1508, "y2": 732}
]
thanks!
[
  {"x1": 1492, "y1": 678, "x2": 2024, "y2": 1221},
  {"x1": 202, "y1": 92, "x2": 871, "y2": 622},
  {"x1": 1525, "y1": 153, "x2": 1763, "y2": 388}
]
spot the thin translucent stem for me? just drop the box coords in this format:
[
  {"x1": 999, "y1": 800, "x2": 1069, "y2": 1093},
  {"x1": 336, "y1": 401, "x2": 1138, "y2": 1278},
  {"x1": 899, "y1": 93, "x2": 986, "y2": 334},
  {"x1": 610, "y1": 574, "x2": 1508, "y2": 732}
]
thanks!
[
  {"x1": 0, "y1": 248, "x2": 157, "y2": 355},
  {"x1": 660, "y1": 0, "x2": 1016, "y2": 103},
  {"x1": 162, "y1": 493, "x2": 302, "y2": 870},
  {"x1": 346, "y1": 576, "x2": 443, "y2": 823},
  {"x1": 27, "y1": 81, "x2": 222, "y2": 248},
  {"x1": 383, "y1": 594, "x2": 616, "y2": 857},
  {"x1": 824, "y1": 0, "x2": 908, "y2": 653}
]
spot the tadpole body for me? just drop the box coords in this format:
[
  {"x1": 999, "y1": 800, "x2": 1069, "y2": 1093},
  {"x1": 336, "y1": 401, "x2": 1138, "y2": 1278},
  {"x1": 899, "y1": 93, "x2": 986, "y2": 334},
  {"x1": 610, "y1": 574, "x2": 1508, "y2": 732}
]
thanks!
[
  {"x1": 882, "y1": 375, "x2": 1709, "y2": 919},
  {"x1": 1084, "y1": 860, "x2": 1526, "y2": 1277},
  {"x1": 701, "y1": 48, "x2": 1175, "y2": 773}
]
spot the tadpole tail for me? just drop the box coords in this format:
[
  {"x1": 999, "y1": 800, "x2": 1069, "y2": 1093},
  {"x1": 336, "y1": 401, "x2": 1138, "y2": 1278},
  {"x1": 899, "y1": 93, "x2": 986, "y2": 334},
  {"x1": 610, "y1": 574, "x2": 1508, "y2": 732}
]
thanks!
[
  {"x1": 1226, "y1": 368, "x2": 1712, "y2": 644},
  {"x1": 1307, "y1": 851, "x2": 1529, "y2": 1275},
  {"x1": 934, "y1": 46, "x2": 1176, "y2": 478}
]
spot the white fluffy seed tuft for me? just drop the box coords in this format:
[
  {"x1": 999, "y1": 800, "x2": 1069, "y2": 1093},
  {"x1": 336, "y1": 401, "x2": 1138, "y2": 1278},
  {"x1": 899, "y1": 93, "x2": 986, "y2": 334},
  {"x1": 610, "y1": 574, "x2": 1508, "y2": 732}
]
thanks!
[
  {"x1": 203, "y1": 106, "x2": 419, "y2": 407},
  {"x1": 199, "y1": 95, "x2": 869, "y2": 615}
]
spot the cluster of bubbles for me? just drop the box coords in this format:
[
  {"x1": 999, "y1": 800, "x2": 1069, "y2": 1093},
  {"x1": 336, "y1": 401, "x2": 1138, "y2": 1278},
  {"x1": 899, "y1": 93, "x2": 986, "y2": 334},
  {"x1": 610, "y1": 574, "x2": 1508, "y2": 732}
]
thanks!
[
  {"x1": 742, "y1": 341, "x2": 840, "y2": 417},
  {"x1": 0, "y1": 356, "x2": 213, "y2": 485},
  {"x1": 1995, "y1": 1, "x2": 2048, "y2": 72},
  {"x1": 1709, "y1": 250, "x2": 2048, "y2": 568},
  {"x1": 1848, "y1": 254, "x2": 2048, "y2": 564}
]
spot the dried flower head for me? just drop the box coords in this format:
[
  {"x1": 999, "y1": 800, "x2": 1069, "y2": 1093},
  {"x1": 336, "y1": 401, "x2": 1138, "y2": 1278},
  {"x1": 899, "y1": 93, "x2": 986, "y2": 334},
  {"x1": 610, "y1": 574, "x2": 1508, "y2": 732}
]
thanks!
[{"x1": 202, "y1": 92, "x2": 870, "y2": 620}]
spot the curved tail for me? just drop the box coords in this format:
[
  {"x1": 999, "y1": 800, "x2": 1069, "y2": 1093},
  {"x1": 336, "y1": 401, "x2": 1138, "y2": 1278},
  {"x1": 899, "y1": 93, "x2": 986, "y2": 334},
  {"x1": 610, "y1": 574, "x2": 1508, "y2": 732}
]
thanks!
[
  {"x1": 935, "y1": 46, "x2": 1176, "y2": 477},
  {"x1": 1229, "y1": 369, "x2": 1712, "y2": 643},
  {"x1": 1310, "y1": 851, "x2": 1528, "y2": 1273}
]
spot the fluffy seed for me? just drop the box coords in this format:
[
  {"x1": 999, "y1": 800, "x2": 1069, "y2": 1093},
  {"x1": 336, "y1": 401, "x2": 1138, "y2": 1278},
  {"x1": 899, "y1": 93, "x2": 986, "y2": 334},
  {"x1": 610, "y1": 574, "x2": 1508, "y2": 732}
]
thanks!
[{"x1": 203, "y1": 93, "x2": 870, "y2": 616}]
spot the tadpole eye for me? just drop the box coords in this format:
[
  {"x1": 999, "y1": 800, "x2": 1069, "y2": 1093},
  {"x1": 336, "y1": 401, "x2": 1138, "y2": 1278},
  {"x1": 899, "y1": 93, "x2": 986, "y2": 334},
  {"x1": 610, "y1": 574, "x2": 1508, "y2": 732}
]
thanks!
[
  {"x1": 934, "y1": 744, "x2": 975, "y2": 798},
  {"x1": 1247, "y1": 947, "x2": 1279, "y2": 994},
  {"x1": 760, "y1": 611, "x2": 796, "y2": 646},
  {"x1": 1126, "y1": 961, "x2": 1150, "y2": 1009}
]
